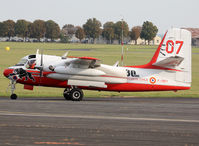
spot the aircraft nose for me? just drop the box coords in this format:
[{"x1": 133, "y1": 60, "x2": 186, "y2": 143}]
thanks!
[{"x1": 3, "y1": 69, "x2": 13, "y2": 77}]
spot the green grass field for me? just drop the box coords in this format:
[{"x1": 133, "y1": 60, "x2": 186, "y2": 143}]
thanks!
[{"x1": 0, "y1": 42, "x2": 199, "y2": 98}]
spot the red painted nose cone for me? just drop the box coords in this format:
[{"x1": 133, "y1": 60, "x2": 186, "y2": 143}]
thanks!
[{"x1": 3, "y1": 69, "x2": 13, "y2": 77}]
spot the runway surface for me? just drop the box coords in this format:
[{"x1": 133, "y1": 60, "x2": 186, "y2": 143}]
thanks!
[{"x1": 0, "y1": 97, "x2": 199, "y2": 146}]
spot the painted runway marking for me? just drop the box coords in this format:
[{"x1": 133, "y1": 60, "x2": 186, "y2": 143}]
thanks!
[
  {"x1": 34, "y1": 142, "x2": 84, "y2": 145},
  {"x1": 0, "y1": 111, "x2": 199, "y2": 123}
]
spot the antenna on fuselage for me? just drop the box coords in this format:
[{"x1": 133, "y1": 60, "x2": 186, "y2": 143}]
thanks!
[
  {"x1": 40, "y1": 49, "x2": 44, "y2": 78},
  {"x1": 61, "y1": 52, "x2": 69, "y2": 59},
  {"x1": 121, "y1": 18, "x2": 124, "y2": 66}
]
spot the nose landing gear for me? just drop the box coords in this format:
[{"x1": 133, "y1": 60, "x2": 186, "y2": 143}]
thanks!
[{"x1": 7, "y1": 79, "x2": 17, "y2": 100}]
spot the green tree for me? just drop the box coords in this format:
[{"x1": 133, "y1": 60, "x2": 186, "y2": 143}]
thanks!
[
  {"x1": 31, "y1": 20, "x2": 46, "y2": 41},
  {"x1": 140, "y1": 21, "x2": 158, "y2": 45},
  {"x1": 45, "y1": 20, "x2": 60, "y2": 40},
  {"x1": 102, "y1": 21, "x2": 115, "y2": 44},
  {"x1": 15, "y1": 19, "x2": 30, "y2": 40},
  {"x1": 25, "y1": 21, "x2": 31, "y2": 39},
  {"x1": 114, "y1": 20, "x2": 129, "y2": 44},
  {"x1": 75, "y1": 26, "x2": 85, "y2": 42},
  {"x1": 0, "y1": 22, "x2": 5, "y2": 37},
  {"x1": 130, "y1": 26, "x2": 142, "y2": 45},
  {"x1": 27, "y1": 22, "x2": 33, "y2": 38},
  {"x1": 3, "y1": 20, "x2": 15, "y2": 40},
  {"x1": 61, "y1": 24, "x2": 76, "y2": 39},
  {"x1": 83, "y1": 18, "x2": 102, "y2": 43},
  {"x1": 60, "y1": 33, "x2": 69, "y2": 43}
]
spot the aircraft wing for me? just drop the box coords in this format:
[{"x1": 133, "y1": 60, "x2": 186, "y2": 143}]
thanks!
[
  {"x1": 68, "y1": 56, "x2": 101, "y2": 69},
  {"x1": 152, "y1": 56, "x2": 184, "y2": 68},
  {"x1": 52, "y1": 56, "x2": 104, "y2": 76}
]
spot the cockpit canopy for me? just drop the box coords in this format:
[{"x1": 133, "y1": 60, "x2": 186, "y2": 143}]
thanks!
[
  {"x1": 15, "y1": 55, "x2": 36, "y2": 68},
  {"x1": 15, "y1": 58, "x2": 28, "y2": 66}
]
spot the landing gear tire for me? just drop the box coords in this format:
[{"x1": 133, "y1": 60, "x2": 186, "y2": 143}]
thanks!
[
  {"x1": 69, "y1": 88, "x2": 83, "y2": 101},
  {"x1": 63, "y1": 88, "x2": 71, "y2": 100},
  {"x1": 10, "y1": 94, "x2": 17, "y2": 100}
]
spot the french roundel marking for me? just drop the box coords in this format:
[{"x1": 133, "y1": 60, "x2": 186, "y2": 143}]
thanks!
[
  {"x1": 13, "y1": 75, "x2": 18, "y2": 80},
  {"x1": 149, "y1": 77, "x2": 156, "y2": 84}
]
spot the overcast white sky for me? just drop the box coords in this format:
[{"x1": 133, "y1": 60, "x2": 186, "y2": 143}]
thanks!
[{"x1": 0, "y1": 0, "x2": 198, "y2": 34}]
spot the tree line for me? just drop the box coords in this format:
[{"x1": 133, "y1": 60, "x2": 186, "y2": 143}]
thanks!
[{"x1": 0, "y1": 18, "x2": 158, "y2": 44}]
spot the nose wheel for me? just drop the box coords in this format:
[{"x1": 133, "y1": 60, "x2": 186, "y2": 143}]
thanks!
[
  {"x1": 10, "y1": 94, "x2": 17, "y2": 100},
  {"x1": 63, "y1": 88, "x2": 83, "y2": 101}
]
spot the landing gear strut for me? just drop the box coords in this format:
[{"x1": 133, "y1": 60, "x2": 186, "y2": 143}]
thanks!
[
  {"x1": 8, "y1": 79, "x2": 17, "y2": 100},
  {"x1": 63, "y1": 87, "x2": 83, "y2": 101},
  {"x1": 63, "y1": 88, "x2": 71, "y2": 100}
]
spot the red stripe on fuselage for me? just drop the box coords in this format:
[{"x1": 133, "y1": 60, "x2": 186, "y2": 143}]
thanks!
[
  {"x1": 77, "y1": 83, "x2": 190, "y2": 92},
  {"x1": 67, "y1": 56, "x2": 99, "y2": 60},
  {"x1": 5, "y1": 69, "x2": 189, "y2": 92},
  {"x1": 127, "y1": 65, "x2": 182, "y2": 71},
  {"x1": 104, "y1": 83, "x2": 190, "y2": 92},
  {"x1": 18, "y1": 76, "x2": 190, "y2": 92}
]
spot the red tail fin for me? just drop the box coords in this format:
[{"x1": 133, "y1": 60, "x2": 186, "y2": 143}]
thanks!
[
  {"x1": 147, "y1": 32, "x2": 167, "y2": 65},
  {"x1": 126, "y1": 32, "x2": 167, "y2": 69}
]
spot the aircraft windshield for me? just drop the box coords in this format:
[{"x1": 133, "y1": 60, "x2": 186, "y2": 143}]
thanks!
[{"x1": 15, "y1": 59, "x2": 28, "y2": 66}]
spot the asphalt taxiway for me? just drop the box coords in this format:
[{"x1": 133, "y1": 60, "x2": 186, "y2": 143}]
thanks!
[{"x1": 0, "y1": 97, "x2": 199, "y2": 146}]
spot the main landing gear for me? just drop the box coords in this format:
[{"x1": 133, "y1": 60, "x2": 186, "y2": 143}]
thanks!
[{"x1": 63, "y1": 87, "x2": 84, "y2": 101}]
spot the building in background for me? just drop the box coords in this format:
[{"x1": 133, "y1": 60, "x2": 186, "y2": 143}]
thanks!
[
  {"x1": 183, "y1": 28, "x2": 199, "y2": 46},
  {"x1": 129, "y1": 35, "x2": 161, "y2": 45}
]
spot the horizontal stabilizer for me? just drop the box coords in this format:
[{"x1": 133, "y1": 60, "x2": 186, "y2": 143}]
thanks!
[{"x1": 152, "y1": 56, "x2": 184, "y2": 68}]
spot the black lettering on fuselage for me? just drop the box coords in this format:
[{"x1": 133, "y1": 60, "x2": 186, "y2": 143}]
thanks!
[{"x1": 126, "y1": 69, "x2": 140, "y2": 77}]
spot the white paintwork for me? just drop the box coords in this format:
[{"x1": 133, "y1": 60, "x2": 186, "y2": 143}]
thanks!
[
  {"x1": 155, "y1": 28, "x2": 192, "y2": 83},
  {"x1": 68, "y1": 80, "x2": 107, "y2": 88},
  {"x1": 13, "y1": 28, "x2": 191, "y2": 89},
  {"x1": 47, "y1": 71, "x2": 127, "y2": 83},
  {"x1": 124, "y1": 67, "x2": 190, "y2": 87},
  {"x1": 54, "y1": 66, "x2": 106, "y2": 76}
]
